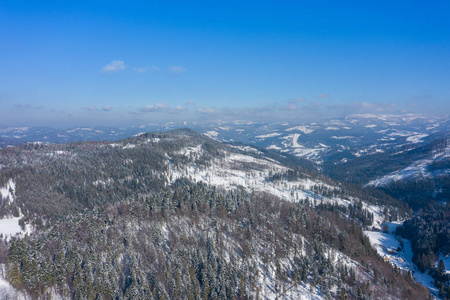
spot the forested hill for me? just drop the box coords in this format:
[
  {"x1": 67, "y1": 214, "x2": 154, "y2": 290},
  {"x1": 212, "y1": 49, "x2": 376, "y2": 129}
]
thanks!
[{"x1": 0, "y1": 129, "x2": 430, "y2": 299}]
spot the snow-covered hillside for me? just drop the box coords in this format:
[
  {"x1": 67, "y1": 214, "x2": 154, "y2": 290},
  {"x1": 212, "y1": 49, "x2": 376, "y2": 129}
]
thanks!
[{"x1": 367, "y1": 142, "x2": 450, "y2": 187}]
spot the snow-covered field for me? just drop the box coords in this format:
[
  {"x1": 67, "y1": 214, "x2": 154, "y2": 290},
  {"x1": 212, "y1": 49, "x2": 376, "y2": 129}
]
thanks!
[{"x1": 0, "y1": 217, "x2": 30, "y2": 240}]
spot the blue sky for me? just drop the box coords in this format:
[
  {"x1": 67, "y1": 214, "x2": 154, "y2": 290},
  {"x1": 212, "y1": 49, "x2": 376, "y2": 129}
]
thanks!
[{"x1": 1, "y1": 0, "x2": 449, "y2": 127}]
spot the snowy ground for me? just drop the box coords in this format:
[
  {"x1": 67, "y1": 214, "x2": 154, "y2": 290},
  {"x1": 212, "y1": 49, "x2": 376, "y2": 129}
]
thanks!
[
  {"x1": 364, "y1": 222, "x2": 442, "y2": 298},
  {"x1": 0, "y1": 217, "x2": 32, "y2": 242}
]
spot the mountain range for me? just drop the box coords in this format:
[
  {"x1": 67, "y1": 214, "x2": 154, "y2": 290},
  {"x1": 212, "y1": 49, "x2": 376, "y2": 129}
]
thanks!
[{"x1": 0, "y1": 114, "x2": 448, "y2": 299}]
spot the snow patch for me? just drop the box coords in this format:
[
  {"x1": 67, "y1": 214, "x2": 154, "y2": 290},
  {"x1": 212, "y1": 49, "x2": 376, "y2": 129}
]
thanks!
[
  {"x1": 406, "y1": 134, "x2": 428, "y2": 143},
  {"x1": 285, "y1": 126, "x2": 315, "y2": 134},
  {"x1": 255, "y1": 132, "x2": 282, "y2": 139},
  {"x1": 0, "y1": 217, "x2": 32, "y2": 241},
  {"x1": 122, "y1": 144, "x2": 136, "y2": 149},
  {"x1": 331, "y1": 136, "x2": 354, "y2": 140},
  {"x1": 204, "y1": 131, "x2": 219, "y2": 139},
  {"x1": 267, "y1": 145, "x2": 281, "y2": 150}
]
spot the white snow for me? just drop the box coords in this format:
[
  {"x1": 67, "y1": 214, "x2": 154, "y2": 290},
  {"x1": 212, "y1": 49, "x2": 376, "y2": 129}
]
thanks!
[
  {"x1": 285, "y1": 126, "x2": 315, "y2": 134},
  {"x1": 406, "y1": 134, "x2": 428, "y2": 143},
  {"x1": 267, "y1": 145, "x2": 281, "y2": 150},
  {"x1": 255, "y1": 132, "x2": 282, "y2": 139},
  {"x1": 178, "y1": 144, "x2": 204, "y2": 157},
  {"x1": 0, "y1": 217, "x2": 30, "y2": 240},
  {"x1": 388, "y1": 130, "x2": 416, "y2": 137},
  {"x1": 229, "y1": 145, "x2": 263, "y2": 155},
  {"x1": 0, "y1": 277, "x2": 27, "y2": 300},
  {"x1": 133, "y1": 132, "x2": 147, "y2": 137},
  {"x1": 122, "y1": 144, "x2": 136, "y2": 149},
  {"x1": 331, "y1": 136, "x2": 354, "y2": 140},
  {"x1": 93, "y1": 178, "x2": 114, "y2": 187},
  {"x1": 281, "y1": 134, "x2": 302, "y2": 148},
  {"x1": 0, "y1": 127, "x2": 29, "y2": 133},
  {"x1": 204, "y1": 131, "x2": 219, "y2": 139}
]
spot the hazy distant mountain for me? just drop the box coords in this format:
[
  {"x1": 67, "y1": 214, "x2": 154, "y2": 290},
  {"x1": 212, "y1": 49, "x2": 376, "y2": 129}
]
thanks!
[{"x1": 2, "y1": 114, "x2": 449, "y2": 163}]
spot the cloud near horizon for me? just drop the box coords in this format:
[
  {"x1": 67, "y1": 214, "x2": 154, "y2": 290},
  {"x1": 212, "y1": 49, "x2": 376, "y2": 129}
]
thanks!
[
  {"x1": 314, "y1": 93, "x2": 330, "y2": 99},
  {"x1": 14, "y1": 103, "x2": 44, "y2": 110},
  {"x1": 83, "y1": 105, "x2": 97, "y2": 111},
  {"x1": 138, "y1": 103, "x2": 169, "y2": 113},
  {"x1": 196, "y1": 108, "x2": 215, "y2": 114},
  {"x1": 101, "y1": 60, "x2": 126, "y2": 73},
  {"x1": 279, "y1": 97, "x2": 306, "y2": 111}
]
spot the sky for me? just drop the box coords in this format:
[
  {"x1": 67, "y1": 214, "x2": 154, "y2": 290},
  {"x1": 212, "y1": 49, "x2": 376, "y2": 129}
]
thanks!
[{"x1": 0, "y1": 0, "x2": 449, "y2": 127}]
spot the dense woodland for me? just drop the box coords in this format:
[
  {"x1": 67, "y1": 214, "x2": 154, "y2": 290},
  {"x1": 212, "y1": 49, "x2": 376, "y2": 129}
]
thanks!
[{"x1": 2, "y1": 183, "x2": 430, "y2": 299}]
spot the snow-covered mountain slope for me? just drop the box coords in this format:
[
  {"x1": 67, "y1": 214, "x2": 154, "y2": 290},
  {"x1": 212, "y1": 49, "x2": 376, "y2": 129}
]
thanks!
[
  {"x1": 367, "y1": 141, "x2": 450, "y2": 187},
  {"x1": 0, "y1": 129, "x2": 429, "y2": 299}
]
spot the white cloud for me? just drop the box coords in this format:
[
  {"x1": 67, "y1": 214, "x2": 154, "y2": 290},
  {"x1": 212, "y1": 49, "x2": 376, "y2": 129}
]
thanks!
[
  {"x1": 185, "y1": 100, "x2": 196, "y2": 105},
  {"x1": 169, "y1": 65, "x2": 187, "y2": 74},
  {"x1": 101, "y1": 60, "x2": 126, "y2": 73},
  {"x1": 280, "y1": 103, "x2": 300, "y2": 111},
  {"x1": 197, "y1": 108, "x2": 215, "y2": 114},
  {"x1": 138, "y1": 103, "x2": 169, "y2": 112},
  {"x1": 168, "y1": 106, "x2": 187, "y2": 114},
  {"x1": 83, "y1": 105, "x2": 97, "y2": 111},
  {"x1": 102, "y1": 105, "x2": 112, "y2": 111}
]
